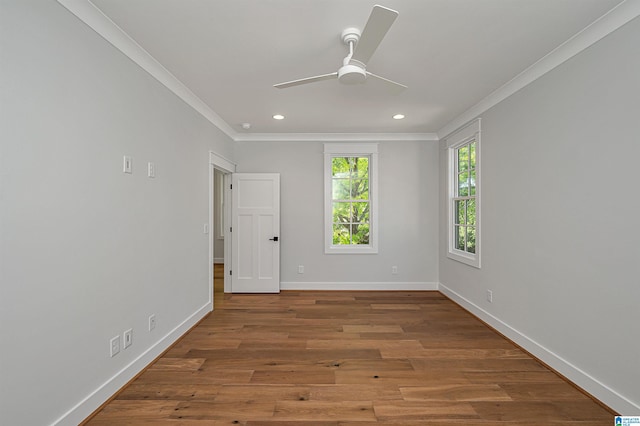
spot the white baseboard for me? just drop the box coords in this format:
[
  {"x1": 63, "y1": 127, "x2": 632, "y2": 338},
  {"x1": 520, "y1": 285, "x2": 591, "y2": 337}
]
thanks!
[
  {"x1": 53, "y1": 303, "x2": 212, "y2": 426},
  {"x1": 280, "y1": 281, "x2": 438, "y2": 291},
  {"x1": 213, "y1": 257, "x2": 224, "y2": 264},
  {"x1": 438, "y1": 282, "x2": 639, "y2": 415}
]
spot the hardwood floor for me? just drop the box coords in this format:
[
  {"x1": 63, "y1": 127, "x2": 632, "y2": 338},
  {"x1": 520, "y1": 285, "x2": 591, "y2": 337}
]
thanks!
[{"x1": 86, "y1": 272, "x2": 614, "y2": 424}]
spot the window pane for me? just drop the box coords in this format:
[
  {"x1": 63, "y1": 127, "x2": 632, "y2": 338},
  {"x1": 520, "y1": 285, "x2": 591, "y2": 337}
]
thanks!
[
  {"x1": 457, "y1": 146, "x2": 469, "y2": 172},
  {"x1": 455, "y1": 200, "x2": 465, "y2": 225},
  {"x1": 333, "y1": 224, "x2": 351, "y2": 245},
  {"x1": 332, "y1": 202, "x2": 351, "y2": 223},
  {"x1": 469, "y1": 142, "x2": 476, "y2": 169},
  {"x1": 352, "y1": 223, "x2": 370, "y2": 245},
  {"x1": 352, "y1": 201, "x2": 370, "y2": 223},
  {"x1": 332, "y1": 178, "x2": 350, "y2": 199},
  {"x1": 467, "y1": 200, "x2": 476, "y2": 226},
  {"x1": 467, "y1": 227, "x2": 476, "y2": 253},
  {"x1": 458, "y1": 171, "x2": 469, "y2": 196},
  {"x1": 454, "y1": 225, "x2": 465, "y2": 251},
  {"x1": 469, "y1": 170, "x2": 476, "y2": 196},
  {"x1": 332, "y1": 157, "x2": 350, "y2": 177},
  {"x1": 351, "y1": 179, "x2": 369, "y2": 200},
  {"x1": 352, "y1": 157, "x2": 369, "y2": 178}
]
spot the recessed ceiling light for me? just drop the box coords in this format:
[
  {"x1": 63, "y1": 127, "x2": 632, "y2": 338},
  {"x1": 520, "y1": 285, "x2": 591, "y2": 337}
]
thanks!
[
  {"x1": 273, "y1": 114, "x2": 285, "y2": 120},
  {"x1": 393, "y1": 114, "x2": 405, "y2": 120}
]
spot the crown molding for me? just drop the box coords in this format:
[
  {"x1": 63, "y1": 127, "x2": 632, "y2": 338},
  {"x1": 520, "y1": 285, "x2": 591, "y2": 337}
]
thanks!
[
  {"x1": 57, "y1": 0, "x2": 434, "y2": 144},
  {"x1": 57, "y1": 0, "x2": 240, "y2": 140},
  {"x1": 233, "y1": 132, "x2": 439, "y2": 142},
  {"x1": 58, "y1": 0, "x2": 638, "y2": 144},
  {"x1": 437, "y1": 0, "x2": 640, "y2": 139}
]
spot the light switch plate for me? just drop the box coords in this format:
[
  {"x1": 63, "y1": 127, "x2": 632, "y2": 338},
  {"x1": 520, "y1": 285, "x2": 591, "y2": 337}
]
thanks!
[
  {"x1": 147, "y1": 162, "x2": 155, "y2": 178},
  {"x1": 123, "y1": 156, "x2": 132, "y2": 174},
  {"x1": 123, "y1": 329, "x2": 132, "y2": 349}
]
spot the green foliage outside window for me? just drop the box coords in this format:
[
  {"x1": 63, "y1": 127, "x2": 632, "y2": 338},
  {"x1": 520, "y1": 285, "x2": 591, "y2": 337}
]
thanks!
[
  {"x1": 454, "y1": 141, "x2": 477, "y2": 254},
  {"x1": 332, "y1": 157, "x2": 370, "y2": 245}
]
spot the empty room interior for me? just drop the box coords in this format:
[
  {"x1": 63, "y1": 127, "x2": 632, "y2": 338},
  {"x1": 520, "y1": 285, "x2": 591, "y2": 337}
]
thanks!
[{"x1": 2, "y1": 0, "x2": 639, "y2": 424}]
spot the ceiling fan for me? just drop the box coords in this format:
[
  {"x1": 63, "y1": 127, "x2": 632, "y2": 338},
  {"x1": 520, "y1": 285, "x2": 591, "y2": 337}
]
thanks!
[{"x1": 274, "y1": 5, "x2": 407, "y2": 90}]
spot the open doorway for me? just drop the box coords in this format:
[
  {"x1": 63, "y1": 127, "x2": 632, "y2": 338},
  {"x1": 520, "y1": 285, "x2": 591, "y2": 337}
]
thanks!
[
  {"x1": 209, "y1": 152, "x2": 235, "y2": 310},
  {"x1": 213, "y1": 169, "x2": 225, "y2": 308}
]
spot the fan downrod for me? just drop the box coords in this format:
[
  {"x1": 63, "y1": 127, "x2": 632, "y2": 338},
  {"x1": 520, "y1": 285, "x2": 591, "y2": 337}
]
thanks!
[{"x1": 339, "y1": 28, "x2": 366, "y2": 84}]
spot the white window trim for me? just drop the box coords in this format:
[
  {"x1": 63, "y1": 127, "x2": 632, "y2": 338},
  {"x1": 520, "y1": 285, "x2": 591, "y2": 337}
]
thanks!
[
  {"x1": 324, "y1": 143, "x2": 378, "y2": 254},
  {"x1": 446, "y1": 119, "x2": 481, "y2": 268}
]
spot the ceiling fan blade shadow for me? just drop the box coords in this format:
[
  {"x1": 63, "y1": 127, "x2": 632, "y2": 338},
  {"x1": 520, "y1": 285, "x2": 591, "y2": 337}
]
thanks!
[
  {"x1": 274, "y1": 72, "x2": 338, "y2": 89},
  {"x1": 366, "y1": 71, "x2": 407, "y2": 91},
  {"x1": 352, "y1": 5, "x2": 398, "y2": 65}
]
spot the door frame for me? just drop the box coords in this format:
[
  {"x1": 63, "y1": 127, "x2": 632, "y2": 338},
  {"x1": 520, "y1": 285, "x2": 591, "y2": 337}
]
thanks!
[{"x1": 209, "y1": 152, "x2": 236, "y2": 310}]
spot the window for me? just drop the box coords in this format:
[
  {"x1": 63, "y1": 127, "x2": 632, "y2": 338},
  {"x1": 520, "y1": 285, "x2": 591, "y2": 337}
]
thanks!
[
  {"x1": 324, "y1": 144, "x2": 378, "y2": 254},
  {"x1": 447, "y1": 120, "x2": 480, "y2": 267}
]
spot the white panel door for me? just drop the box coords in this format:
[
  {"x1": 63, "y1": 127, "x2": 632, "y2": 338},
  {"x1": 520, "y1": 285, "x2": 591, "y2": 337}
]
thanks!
[{"x1": 231, "y1": 173, "x2": 280, "y2": 293}]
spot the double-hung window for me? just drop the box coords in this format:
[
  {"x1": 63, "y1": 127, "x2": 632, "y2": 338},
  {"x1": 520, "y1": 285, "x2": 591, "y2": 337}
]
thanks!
[
  {"x1": 447, "y1": 119, "x2": 480, "y2": 267},
  {"x1": 324, "y1": 143, "x2": 378, "y2": 254}
]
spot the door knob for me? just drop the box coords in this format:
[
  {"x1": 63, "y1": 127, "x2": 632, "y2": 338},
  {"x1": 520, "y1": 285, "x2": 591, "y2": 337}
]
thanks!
[{"x1": 269, "y1": 236, "x2": 279, "y2": 241}]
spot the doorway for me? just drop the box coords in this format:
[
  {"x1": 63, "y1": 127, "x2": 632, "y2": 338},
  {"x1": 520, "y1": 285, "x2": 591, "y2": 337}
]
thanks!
[
  {"x1": 212, "y1": 169, "x2": 226, "y2": 308},
  {"x1": 209, "y1": 152, "x2": 235, "y2": 310}
]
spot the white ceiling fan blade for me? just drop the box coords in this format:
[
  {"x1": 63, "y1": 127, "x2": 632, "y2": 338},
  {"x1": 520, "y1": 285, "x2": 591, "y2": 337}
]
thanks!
[
  {"x1": 274, "y1": 72, "x2": 338, "y2": 89},
  {"x1": 352, "y1": 5, "x2": 398, "y2": 65},
  {"x1": 366, "y1": 71, "x2": 407, "y2": 90}
]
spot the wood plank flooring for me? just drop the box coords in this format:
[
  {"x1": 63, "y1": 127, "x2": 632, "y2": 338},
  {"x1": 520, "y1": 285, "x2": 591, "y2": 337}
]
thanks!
[{"x1": 86, "y1": 268, "x2": 613, "y2": 424}]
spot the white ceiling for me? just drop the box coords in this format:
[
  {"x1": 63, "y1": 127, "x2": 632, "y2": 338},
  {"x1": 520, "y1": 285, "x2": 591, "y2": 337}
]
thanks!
[{"x1": 83, "y1": 0, "x2": 626, "y2": 139}]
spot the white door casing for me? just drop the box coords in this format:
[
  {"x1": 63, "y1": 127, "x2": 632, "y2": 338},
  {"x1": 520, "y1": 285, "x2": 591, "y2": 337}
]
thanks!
[{"x1": 231, "y1": 173, "x2": 280, "y2": 293}]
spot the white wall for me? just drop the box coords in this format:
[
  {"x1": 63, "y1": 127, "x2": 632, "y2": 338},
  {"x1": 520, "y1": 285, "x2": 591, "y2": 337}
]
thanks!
[
  {"x1": 234, "y1": 140, "x2": 439, "y2": 289},
  {"x1": 439, "y1": 16, "x2": 640, "y2": 413},
  {"x1": 0, "y1": 1, "x2": 235, "y2": 425}
]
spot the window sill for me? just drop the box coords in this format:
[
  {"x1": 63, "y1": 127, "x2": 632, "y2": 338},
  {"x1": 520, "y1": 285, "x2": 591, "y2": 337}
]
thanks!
[
  {"x1": 325, "y1": 246, "x2": 378, "y2": 255},
  {"x1": 447, "y1": 250, "x2": 480, "y2": 268}
]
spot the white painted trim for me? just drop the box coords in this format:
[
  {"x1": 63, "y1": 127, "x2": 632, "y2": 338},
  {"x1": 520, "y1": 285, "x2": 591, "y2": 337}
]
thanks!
[
  {"x1": 438, "y1": 282, "x2": 640, "y2": 415},
  {"x1": 56, "y1": 0, "x2": 238, "y2": 140},
  {"x1": 437, "y1": 0, "x2": 640, "y2": 139},
  {"x1": 207, "y1": 152, "x2": 235, "y2": 295},
  {"x1": 223, "y1": 173, "x2": 233, "y2": 293},
  {"x1": 213, "y1": 257, "x2": 225, "y2": 264},
  {"x1": 209, "y1": 152, "x2": 236, "y2": 172},
  {"x1": 446, "y1": 120, "x2": 481, "y2": 268},
  {"x1": 208, "y1": 154, "x2": 235, "y2": 311},
  {"x1": 208, "y1": 162, "x2": 215, "y2": 310},
  {"x1": 52, "y1": 302, "x2": 211, "y2": 426},
  {"x1": 281, "y1": 282, "x2": 438, "y2": 291},
  {"x1": 235, "y1": 133, "x2": 439, "y2": 142}
]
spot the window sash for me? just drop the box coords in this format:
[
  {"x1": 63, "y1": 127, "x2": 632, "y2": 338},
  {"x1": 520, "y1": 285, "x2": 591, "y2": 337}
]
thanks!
[
  {"x1": 324, "y1": 144, "x2": 378, "y2": 254},
  {"x1": 446, "y1": 119, "x2": 480, "y2": 268}
]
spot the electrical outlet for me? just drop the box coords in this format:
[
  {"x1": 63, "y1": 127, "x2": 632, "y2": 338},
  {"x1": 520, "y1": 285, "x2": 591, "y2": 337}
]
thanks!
[
  {"x1": 149, "y1": 314, "x2": 156, "y2": 331},
  {"x1": 298, "y1": 265, "x2": 304, "y2": 274},
  {"x1": 123, "y1": 329, "x2": 133, "y2": 349},
  {"x1": 487, "y1": 290, "x2": 493, "y2": 303},
  {"x1": 110, "y1": 335, "x2": 120, "y2": 357},
  {"x1": 391, "y1": 266, "x2": 398, "y2": 275},
  {"x1": 147, "y1": 162, "x2": 155, "y2": 178}
]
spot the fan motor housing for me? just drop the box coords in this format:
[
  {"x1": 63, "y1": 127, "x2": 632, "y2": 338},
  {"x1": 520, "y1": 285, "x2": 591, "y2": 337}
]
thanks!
[{"x1": 338, "y1": 64, "x2": 366, "y2": 84}]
